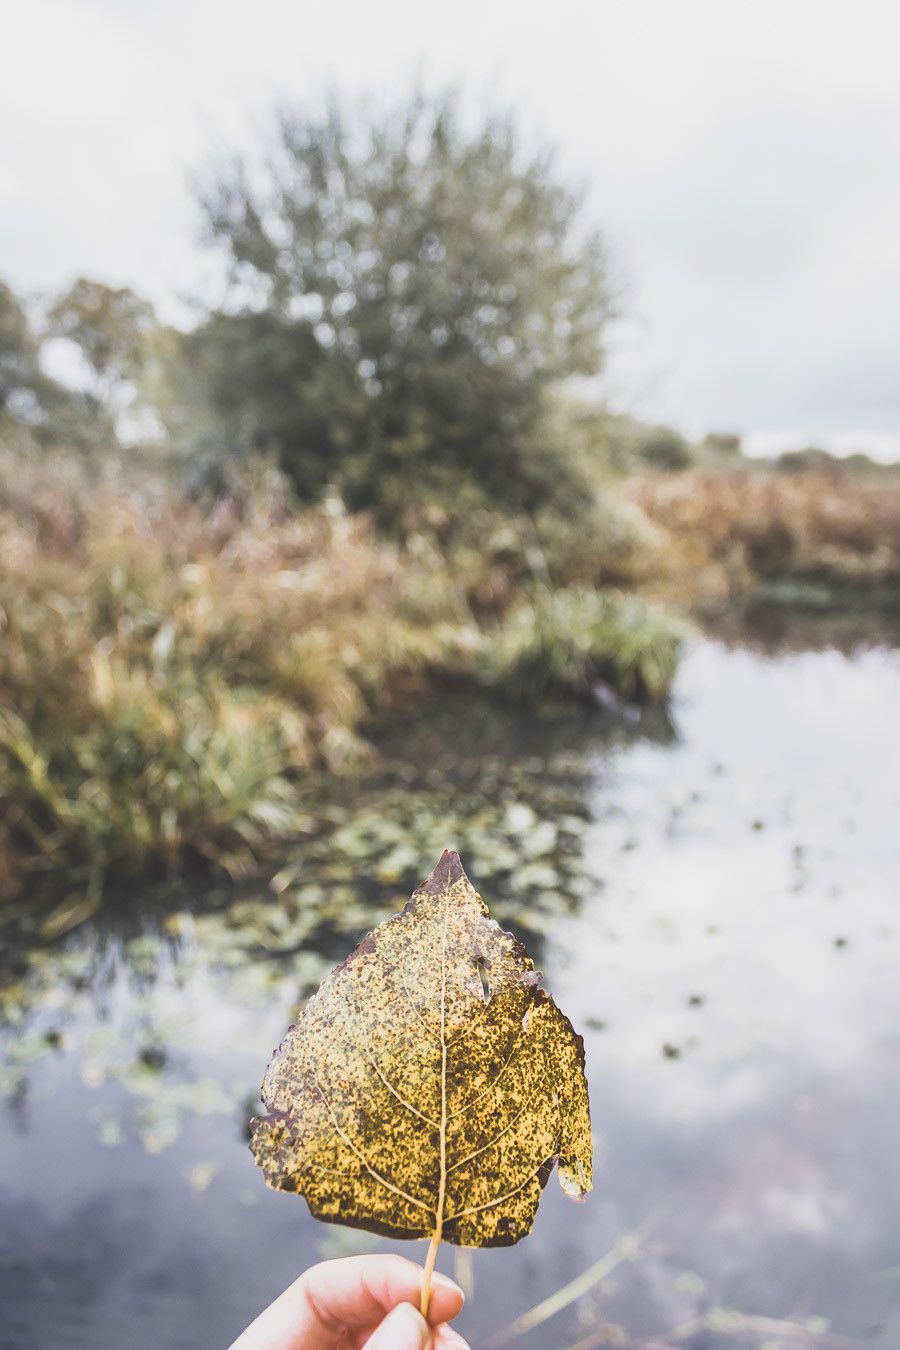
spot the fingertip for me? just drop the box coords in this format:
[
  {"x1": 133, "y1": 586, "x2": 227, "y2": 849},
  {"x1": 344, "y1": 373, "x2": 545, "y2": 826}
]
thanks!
[
  {"x1": 365, "y1": 1301, "x2": 430, "y2": 1349},
  {"x1": 431, "y1": 1271, "x2": 464, "y2": 1302},
  {"x1": 424, "y1": 1272, "x2": 465, "y2": 1326},
  {"x1": 434, "y1": 1325, "x2": 472, "y2": 1349},
  {"x1": 302, "y1": 1254, "x2": 465, "y2": 1331}
]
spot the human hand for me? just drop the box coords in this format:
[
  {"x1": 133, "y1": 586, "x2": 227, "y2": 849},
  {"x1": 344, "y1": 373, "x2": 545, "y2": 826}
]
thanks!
[{"x1": 229, "y1": 1254, "x2": 470, "y2": 1349}]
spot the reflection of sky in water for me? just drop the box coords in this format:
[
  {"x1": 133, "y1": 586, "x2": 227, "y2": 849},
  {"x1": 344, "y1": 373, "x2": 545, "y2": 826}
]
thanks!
[
  {"x1": 1, "y1": 640, "x2": 899, "y2": 1348},
  {"x1": 554, "y1": 642, "x2": 900, "y2": 1344}
]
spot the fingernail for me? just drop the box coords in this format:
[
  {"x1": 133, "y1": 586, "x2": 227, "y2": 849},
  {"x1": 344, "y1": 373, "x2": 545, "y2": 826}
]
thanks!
[
  {"x1": 432, "y1": 1272, "x2": 465, "y2": 1302},
  {"x1": 367, "y1": 1302, "x2": 429, "y2": 1349}
]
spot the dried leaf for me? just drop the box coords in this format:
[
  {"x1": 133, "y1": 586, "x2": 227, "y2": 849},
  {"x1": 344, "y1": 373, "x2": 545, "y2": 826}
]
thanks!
[{"x1": 251, "y1": 850, "x2": 592, "y2": 1299}]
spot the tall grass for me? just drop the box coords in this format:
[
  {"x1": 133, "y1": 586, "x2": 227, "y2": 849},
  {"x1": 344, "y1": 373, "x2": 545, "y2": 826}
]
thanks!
[
  {"x1": 0, "y1": 448, "x2": 683, "y2": 901},
  {"x1": 481, "y1": 587, "x2": 683, "y2": 702},
  {"x1": 629, "y1": 469, "x2": 900, "y2": 606}
]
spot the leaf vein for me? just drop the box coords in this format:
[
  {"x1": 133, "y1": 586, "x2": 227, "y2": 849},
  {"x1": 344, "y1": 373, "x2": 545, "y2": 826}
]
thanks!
[
  {"x1": 445, "y1": 998, "x2": 489, "y2": 1050},
  {"x1": 362, "y1": 1040, "x2": 439, "y2": 1129},
  {"x1": 379, "y1": 953, "x2": 440, "y2": 1042},
  {"x1": 444, "y1": 1155, "x2": 554, "y2": 1225},
  {"x1": 313, "y1": 1070, "x2": 433, "y2": 1215},
  {"x1": 348, "y1": 977, "x2": 440, "y2": 1126},
  {"x1": 446, "y1": 1085, "x2": 540, "y2": 1175}
]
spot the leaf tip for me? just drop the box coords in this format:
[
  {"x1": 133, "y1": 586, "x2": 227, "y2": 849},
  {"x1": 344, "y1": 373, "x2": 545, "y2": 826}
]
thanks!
[{"x1": 418, "y1": 848, "x2": 467, "y2": 895}]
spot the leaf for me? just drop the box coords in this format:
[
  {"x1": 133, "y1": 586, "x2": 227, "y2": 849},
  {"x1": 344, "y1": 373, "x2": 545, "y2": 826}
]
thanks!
[{"x1": 251, "y1": 849, "x2": 592, "y2": 1307}]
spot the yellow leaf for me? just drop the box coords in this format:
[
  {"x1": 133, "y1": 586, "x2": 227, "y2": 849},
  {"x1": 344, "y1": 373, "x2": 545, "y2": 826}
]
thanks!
[{"x1": 251, "y1": 849, "x2": 592, "y2": 1313}]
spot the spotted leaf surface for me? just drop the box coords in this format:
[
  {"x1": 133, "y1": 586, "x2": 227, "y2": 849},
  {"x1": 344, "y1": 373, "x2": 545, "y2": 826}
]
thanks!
[{"x1": 251, "y1": 850, "x2": 592, "y2": 1247}]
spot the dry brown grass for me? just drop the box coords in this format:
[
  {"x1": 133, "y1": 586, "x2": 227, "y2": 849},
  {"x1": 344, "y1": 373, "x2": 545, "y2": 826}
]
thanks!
[
  {"x1": 0, "y1": 448, "x2": 682, "y2": 901},
  {"x1": 627, "y1": 469, "x2": 900, "y2": 607}
]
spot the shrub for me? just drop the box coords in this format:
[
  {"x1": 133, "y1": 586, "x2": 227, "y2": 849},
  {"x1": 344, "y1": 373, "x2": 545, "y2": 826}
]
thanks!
[
  {"x1": 480, "y1": 587, "x2": 685, "y2": 703},
  {"x1": 636, "y1": 425, "x2": 694, "y2": 471},
  {"x1": 0, "y1": 448, "x2": 683, "y2": 900}
]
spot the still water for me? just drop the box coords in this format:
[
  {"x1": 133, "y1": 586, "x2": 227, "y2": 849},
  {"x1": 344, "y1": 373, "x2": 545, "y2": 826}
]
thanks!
[{"x1": 1, "y1": 633, "x2": 899, "y2": 1349}]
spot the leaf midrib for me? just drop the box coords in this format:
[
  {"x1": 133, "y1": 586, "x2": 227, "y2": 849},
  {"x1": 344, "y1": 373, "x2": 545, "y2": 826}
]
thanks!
[{"x1": 435, "y1": 886, "x2": 449, "y2": 1235}]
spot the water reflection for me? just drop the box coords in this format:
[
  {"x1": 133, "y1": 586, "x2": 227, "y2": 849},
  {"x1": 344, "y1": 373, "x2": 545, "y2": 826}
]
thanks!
[{"x1": 1, "y1": 636, "x2": 899, "y2": 1347}]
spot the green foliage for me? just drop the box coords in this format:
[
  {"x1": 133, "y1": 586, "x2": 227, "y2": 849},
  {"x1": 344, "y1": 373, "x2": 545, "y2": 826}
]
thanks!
[
  {"x1": 481, "y1": 587, "x2": 685, "y2": 702},
  {"x1": 0, "y1": 277, "x2": 114, "y2": 449},
  {"x1": 0, "y1": 448, "x2": 682, "y2": 900},
  {"x1": 773, "y1": 445, "x2": 899, "y2": 476},
  {"x1": 701, "y1": 431, "x2": 743, "y2": 459},
  {"x1": 544, "y1": 403, "x2": 705, "y2": 477},
  {"x1": 183, "y1": 91, "x2": 613, "y2": 521},
  {"x1": 0, "y1": 685, "x2": 303, "y2": 886},
  {"x1": 634, "y1": 424, "x2": 694, "y2": 471},
  {"x1": 0, "y1": 280, "x2": 43, "y2": 416},
  {"x1": 775, "y1": 446, "x2": 841, "y2": 474},
  {"x1": 46, "y1": 277, "x2": 157, "y2": 387}
]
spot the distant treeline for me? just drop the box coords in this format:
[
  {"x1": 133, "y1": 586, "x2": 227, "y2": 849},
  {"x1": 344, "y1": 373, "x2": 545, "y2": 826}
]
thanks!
[{"x1": 9, "y1": 87, "x2": 878, "y2": 542}]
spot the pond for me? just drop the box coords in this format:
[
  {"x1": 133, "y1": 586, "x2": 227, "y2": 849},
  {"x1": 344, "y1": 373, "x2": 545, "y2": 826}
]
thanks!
[{"x1": 2, "y1": 627, "x2": 899, "y2": 1349}]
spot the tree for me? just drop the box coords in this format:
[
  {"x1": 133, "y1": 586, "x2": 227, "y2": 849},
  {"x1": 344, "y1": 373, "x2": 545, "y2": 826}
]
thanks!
[
  {"x1": 636, "y1": 425, "x2": 694, "y2": 471},
  {"x1": 1, "y1": 281, "x2": 48, "y2": 421},
  {"x1": 46, "y1": 278, "x2": 156, "y2": 391},
  {"x1": 45, "y1": 278, "x2": 165, "y2": 446},
  {"x1": 190, "y1": 92, "x2": 614, "y2": 521},
  {"x1": 0, "y1": 279, "x2": 104, "y2": 446}
]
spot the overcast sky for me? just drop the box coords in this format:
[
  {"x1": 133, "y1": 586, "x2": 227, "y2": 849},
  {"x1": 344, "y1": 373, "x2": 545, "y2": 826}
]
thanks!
[{"x1": 4, "y1": 0, "x2": 900, "y2": 455}]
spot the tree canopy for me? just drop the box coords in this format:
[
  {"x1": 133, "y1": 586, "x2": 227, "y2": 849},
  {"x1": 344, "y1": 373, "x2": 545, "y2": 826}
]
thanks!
[
  {"x1": 47, "y1": 278, "x2": 156, "y2": 389},
  {"x1": 0, "y1": 279, "x2": 107, "y2": 447},
  {"x1": 1, "y1": 281, "x2": 49, "y2": 422},
  {"x1": 190, "y1": 93, "x2": 614, "y2": 520}
]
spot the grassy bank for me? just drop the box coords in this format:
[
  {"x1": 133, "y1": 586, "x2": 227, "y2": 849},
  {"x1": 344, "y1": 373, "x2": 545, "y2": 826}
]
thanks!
[
  {"x1": 629, "y1": 468, "x2": 900, "y2": 612},
  {"x1": 0, "y1": 448, "x2": 682, "y2": 903}
]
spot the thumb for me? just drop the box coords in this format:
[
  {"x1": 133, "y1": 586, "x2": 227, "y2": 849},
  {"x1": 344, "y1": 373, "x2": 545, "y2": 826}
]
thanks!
[{"x1": 365, "y1": 1301, "x2": 430, "y2": 1349}]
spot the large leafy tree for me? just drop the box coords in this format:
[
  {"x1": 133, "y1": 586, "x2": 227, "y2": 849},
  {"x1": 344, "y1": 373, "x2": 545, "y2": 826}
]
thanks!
[
  {"x1": 191, "y1": 93, "x2": 613, "y2": 520},
  {"x1": 0, "y1": 281, "x2": 50, "y2": 422},
  {"x1": 46, "y1": 278, "x2": 166, "y2": 444},
  {"x1": 47, "y1": 278, "x2": 156, "y2": 391},
  {"x1": 0, "y1": 279, "x2": 107, "y2": 447}
]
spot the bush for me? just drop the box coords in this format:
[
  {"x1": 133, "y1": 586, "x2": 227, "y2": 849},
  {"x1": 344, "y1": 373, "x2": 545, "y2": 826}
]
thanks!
[
  {"x1": 636, "y1": 425, "x2": 694, "y2": 471},
  {"x1": 0, "y1": 448, "x2": 683, "y2": 900},
  {"x1": 480, "y1": 587, "x2": 684, "y2": 703},
  {"x1": 775, "y1": 447, "x2": 842, "y2": 474},
  {"x1": 1, "y1": 278, "x2": 112, "y2": 450},
  {"x1": 702, "y1": 432, "x2": 743, "y2": 459}
]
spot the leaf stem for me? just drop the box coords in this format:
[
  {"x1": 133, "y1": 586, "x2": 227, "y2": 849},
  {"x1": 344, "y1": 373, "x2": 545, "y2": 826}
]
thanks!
[
  {"x1": 420, "y1": 1227, "x2": 442, "y2": 1317},
  {"x1": 423, "y1": 887, "x2": 450, "y2": 1318}
]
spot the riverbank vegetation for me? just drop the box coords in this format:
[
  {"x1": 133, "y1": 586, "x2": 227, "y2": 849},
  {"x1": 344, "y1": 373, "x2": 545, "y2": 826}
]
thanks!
[
  {"x1": 0, "y1": 445, "x2": 682, "y2": 902},
  {"x1": 2, "y1": 89, "x2": 898, "y2": 906},
  {"x1": 631, "y1": 465, "x2": 900, "y2": 613},
  {"x1": 6, "y1": 431, "x2": 898, "y2": 905}
]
